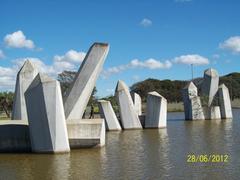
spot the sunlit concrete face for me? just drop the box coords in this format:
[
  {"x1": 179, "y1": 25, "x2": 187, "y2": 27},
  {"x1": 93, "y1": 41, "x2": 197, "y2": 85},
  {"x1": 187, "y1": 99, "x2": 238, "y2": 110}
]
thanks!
[
  {"x1": 98, "y1": 100, "x2": 122, "y2": 131},
  {"x1": 67, "y1": 119, "x2": 105, "y2": 148},
  {"x1": 115, "y1": 80, "x2": 142, "y2": 129},
  {"x1": 218, "y1": 84, "x2": 233, "y2": 119},
  {"x1": 145, "y1": 91, "x2": 167, "y2": 128},
  {"x1": 182, "y1": 82, "x2": 205, "y2": 120},
  {"x1": 131, "y1": 92, "x2": 142, "y2": 116},
  {"x1": 12, "y1": 60, "x2": 39, "y2": 120},
  {"x1": 64, "y1": 43, "x2": 109, "y2": 121},
  {"x1": 25, "y1": 73, "x2": 70, "y2": 153},
  {"x1": 201, "y1": 68, "x2": 219, "y2": 107}
]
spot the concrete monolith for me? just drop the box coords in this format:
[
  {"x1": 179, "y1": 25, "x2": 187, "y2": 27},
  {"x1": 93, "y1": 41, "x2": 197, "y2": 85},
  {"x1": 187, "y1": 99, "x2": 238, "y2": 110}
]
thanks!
[
  {"x1": 25, "y1": 73, "x2": 70, "y2": 153},
  {"x1": 145, "y1": 91, "x2": 167, "y2": 128},
  {"x1": 12, "y1": 60, "x2": 39, "y2": 120},
  {"x1": 201, "y1": 68, "x2": 219, "y2": 106},
  {"x1": 218, "y1": 84, "x2": 233, "y2": 119},
  {"x1": 182, "y1": 82, "x2": 205, "y2": 120},
  {"x1": 131, "y1": 92, "x2": 142, "y2": 116},
  {"x1": 98, "y1": 100, "x2": 122, "y2": 131},
  {"x1": 64, "y1": 43, "x2": 109, "y2": 120},
  {"x1": 115, "y1": 80, "x2": 142, "y2": 129}
]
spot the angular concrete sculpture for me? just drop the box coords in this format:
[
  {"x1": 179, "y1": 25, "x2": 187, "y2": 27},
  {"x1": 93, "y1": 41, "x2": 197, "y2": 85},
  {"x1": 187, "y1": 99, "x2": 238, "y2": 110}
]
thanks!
[
  {"x1": 25, "y1": 73, "x2": 70, "y2": 153},
  {"x1": 201, "y1": 68, "x2": 219, "y2": 106},
  {"x1": 12, "y1": 60, "x2": 39, "y2": 120},
  {"x1": 218, "y1": 84, "x2": 233, "y2": 119},
  {"x1": 98, "y1": 100, "x2": 122, "y2": 131},
  {"x1": 210, "y1": 106, "x2": 221, "y2": 120},
  {"x1": 182, "y1": 82, "x2": 205, "y2": 120},
  {"x1": 115, "y1": 80, "x2": 142, "y2": 129},
  {"x1": 67, "y1": 119, "x2": 105, "y2": 148},
  {"x1": 145, "y1": 91, "x2": 167, "y2": 128},
  {"x1": 64, "y1": 43, "x2": 109, "y2": 120},
  {"x1": 131, "y1": 92, "x2": 142, "y2": 116}
]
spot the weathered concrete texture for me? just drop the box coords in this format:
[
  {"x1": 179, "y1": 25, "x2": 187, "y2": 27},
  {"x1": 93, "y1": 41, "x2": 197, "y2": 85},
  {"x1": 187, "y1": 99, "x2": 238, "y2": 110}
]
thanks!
[
  {"x1": 115, "y1": 80, "x2": 142, "y2": 129},
  {"x1": 12, "y1": 60, "x2": 39, "y2": 120},
  {"x1": 203, "y1": 106, "x2": 221, "y2": 120},
  {"x1": 145, "y1": 91, "x2": 167, "y2": 128},
  {"x1": 131, "y1": 92, "x2": 142, "y2": 116},
  {"x1": 98, "y1": 100, "x2": 122, "y2": 131},
  {"x1": 64, "y1": 43, "x2": 109, "y2": 120},
  {"x1": 201, "y1": 68, "x2": 219, "y2": 106},
  {"x1": 218, "y1": 84, "x2": 233, "y2": 119},
  {"x1": 0, "y1": 120, "x2": 31, "y2": 152},
  {"x1": 25, "y1": 73, "x2": 70, "y2": 153},
  {"x1": 182, "y1": 82, "x2": 205, "y2": 120},
  {"x1": 67, "y1": 119, "x2": 105, "y2": 148},
  {"x1": 210, "y1": 106, "x2": 221, "y2": 120}
]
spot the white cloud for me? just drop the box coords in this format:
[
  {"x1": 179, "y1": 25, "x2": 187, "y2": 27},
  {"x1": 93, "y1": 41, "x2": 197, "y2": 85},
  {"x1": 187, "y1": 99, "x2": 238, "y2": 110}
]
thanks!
[
  {"x1": 102, "y1": 58, "x2": 172, "y2": 78},
  {"x1": 4, "y1": 30, "x2": 35, "y2": 49},
  {"x1": 53, "y1": 50, "x2": 86, "y2": 63},
  {"x1": 173, "y1": 54, "x2": 209, "y2": 65},
  {"x1": 219, "y1": 36, "x2": 240, "y2": 53},
  {"x1": 0, "y1": 50, "x2": 5, "y2": 59},
  {"x1": 130, "y1": 59, "x2": 172, "y2": 69},
  {"x1": 140, "y1": 18, "x2": 152, "y2": 27}
]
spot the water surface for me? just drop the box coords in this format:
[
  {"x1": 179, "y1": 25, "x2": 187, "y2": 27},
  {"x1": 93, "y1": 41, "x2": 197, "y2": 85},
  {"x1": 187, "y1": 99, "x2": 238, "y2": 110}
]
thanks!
[{"x1": 0, "y1": 110, "x2": 239, "y2": 179}]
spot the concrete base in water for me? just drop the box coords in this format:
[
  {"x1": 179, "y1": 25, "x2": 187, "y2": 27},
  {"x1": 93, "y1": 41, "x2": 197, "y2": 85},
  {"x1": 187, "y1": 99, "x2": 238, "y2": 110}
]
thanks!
[
  {"x1": 0, "y1": 119, "x2": 105, "y2": 152},
  {"x1": 0, "y1": 120, "x2": 31, "y2": 152},
  {"x1": 67, "y1": 119, "x2": 105, "y2": 148}
]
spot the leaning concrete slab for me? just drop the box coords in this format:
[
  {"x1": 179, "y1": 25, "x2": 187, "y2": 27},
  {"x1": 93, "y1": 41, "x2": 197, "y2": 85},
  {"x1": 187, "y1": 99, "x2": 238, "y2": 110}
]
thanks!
[
  {"x1": 210, "y1": 106, "x2": 221, "y2": 120},
  {"x1": 12, "y1": 60, "x2": 39, "y2": 120},
  {"x1": 182, "y1": 82, "x2": 205, "y2": 120},
  {"x1": 0, "y1": 120, "x2": 31, "y2": 152},
  {"x1": 98, "y1": 100, "x2": 122, "y2": 131},
  {"x1": 25, "y1": 73, "x2": 70, "y2": 153},
  {"x1": 115, "y1": 80, "x2": 142, "y2": 129},
  {"x1": 145, "y1": 91, "x2": 167, "y2": 128},
  {"x1": 64, "y1": 43, "x2": 109, "y2": 120},
  {"x1": 218, "y1": 84, "x2": 233, "y2": 119},
  {"x1": 131, "y1": 92, "x2": 142, "y2": 116},
  {"x1": 201, "y1": 68, "x2": 219, "y2": 107},
  {"x1": 67, "y1": 119, "x2": 105, "y2": 148}
]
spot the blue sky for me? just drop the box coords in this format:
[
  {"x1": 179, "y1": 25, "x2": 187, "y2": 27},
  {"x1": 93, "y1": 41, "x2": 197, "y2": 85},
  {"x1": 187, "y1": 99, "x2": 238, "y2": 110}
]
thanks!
[{"x1": 0, "y1": 0, "x2": 240, "y2": 97}]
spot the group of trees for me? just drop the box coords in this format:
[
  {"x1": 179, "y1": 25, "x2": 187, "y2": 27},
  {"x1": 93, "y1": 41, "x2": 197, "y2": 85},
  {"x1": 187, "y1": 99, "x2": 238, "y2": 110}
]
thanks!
[{"x1": 1, "y1": 71, "x2": 240, "y2": 118}]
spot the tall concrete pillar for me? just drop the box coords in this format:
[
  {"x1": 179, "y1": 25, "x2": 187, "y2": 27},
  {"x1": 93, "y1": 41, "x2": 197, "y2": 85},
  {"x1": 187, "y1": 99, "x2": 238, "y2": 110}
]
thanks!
[
  {"x1": 201, "y1": 68, "x2": 219, "y2": 107},
  {"x1": 115, "y1": 80, "x2": 142, "y2": 129},
  {"x1": 145, "y1": 91, "x2": 167, "y2": 128},
  {"x1": 182, "y1": 82, "x2": 205, "y2": 120},
  {"x1": 25, "y1": 73, "x2": 70, "y2": 153},
  {"x1": 98, "y1": 100, "x2": 122, "y2": 131},
  {"x1": 218, "y1": 84, "x2": 233, "y2": 119},
  {"x1": 64, "y1": 43, "x2": 109, "y2": 120},
  {"x1": 12, "y1": 60, "x2": 38, "y2": 120},
  {"x1": 131, "y1": 92, "x2": 142, "y2": 116}
]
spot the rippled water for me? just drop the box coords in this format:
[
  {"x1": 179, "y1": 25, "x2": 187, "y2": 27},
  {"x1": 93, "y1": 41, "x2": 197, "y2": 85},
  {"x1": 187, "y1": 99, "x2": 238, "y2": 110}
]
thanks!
[{"x1": 0, "y1": 110, "x2": 239, "y2": 180}]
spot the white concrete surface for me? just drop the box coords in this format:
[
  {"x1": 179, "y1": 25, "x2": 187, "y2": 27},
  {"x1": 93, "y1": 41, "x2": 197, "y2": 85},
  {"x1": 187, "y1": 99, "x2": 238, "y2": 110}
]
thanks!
[
  {"x1": 98, "y1": 100, "x2": 122, "y2": 131},
  {"x1": 67, "y1": 119, "x2": 105, "y2": 148},
  {"x1": 115, "y1": 80, "x2": 142, "y2": 129},
  {"x1": 131, "y1": 92, "x2": 142, "y2": 116},
  {"x1": 201, "y1": 68, "x2": 219, "y2": 106},
  {"x1": 218, "y1": 84, "x2": 233, "y2": 119},
  {"x1": 145, "y1": 91, "x2": 167, "y2": 128},
  {"x1": 12, "y1": 60, "x2": 39, "y2": 120},
  {"x1": 182, "y1": 82, "x2": 205, "y2": 120},
  {"x1": 25, "y1": 73, "x2": 70, "y2": 153},
  {"x1": 210, "y1": 106, "x2": 221, "y2": 120},
  {"x1": 64, "y1": 43, "x2": 109, "y2": 120}
]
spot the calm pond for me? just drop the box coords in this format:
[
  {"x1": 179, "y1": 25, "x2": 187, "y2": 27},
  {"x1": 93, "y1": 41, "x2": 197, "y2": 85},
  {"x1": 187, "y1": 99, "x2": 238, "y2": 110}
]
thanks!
[{"x1": 0, "y1": 110, "x2": 239, "y2": 179}]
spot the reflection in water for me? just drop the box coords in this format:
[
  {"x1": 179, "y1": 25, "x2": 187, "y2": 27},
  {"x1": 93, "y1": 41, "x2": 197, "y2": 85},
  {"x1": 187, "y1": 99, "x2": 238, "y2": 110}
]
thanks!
[{"x1": 0, "y1": 110, "x2": 239, "y2": 179}]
